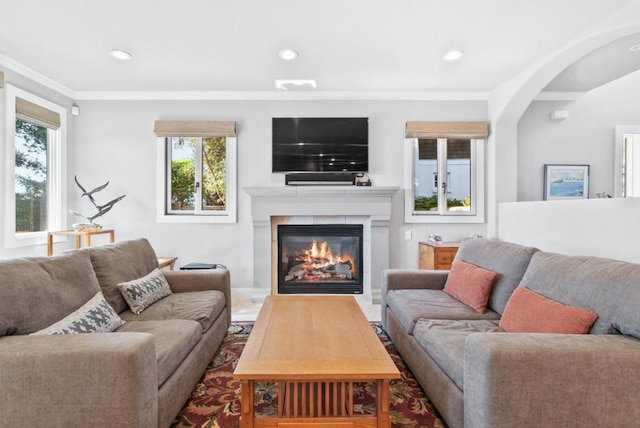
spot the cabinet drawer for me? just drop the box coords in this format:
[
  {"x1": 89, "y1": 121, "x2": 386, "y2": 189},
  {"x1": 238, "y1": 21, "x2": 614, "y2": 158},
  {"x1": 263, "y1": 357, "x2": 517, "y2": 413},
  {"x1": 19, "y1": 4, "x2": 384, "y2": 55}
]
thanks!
[
  {"x1": 435, "y1": 249, "x2": 456, "y2": 265},
  {"x1": 419, "y1": 242, "x2": 460, "y2": 270}
]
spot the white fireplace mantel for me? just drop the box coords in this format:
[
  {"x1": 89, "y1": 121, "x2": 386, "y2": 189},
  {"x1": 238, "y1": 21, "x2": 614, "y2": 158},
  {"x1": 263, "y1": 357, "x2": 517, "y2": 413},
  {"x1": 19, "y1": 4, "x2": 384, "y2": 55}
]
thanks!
[{"x1": 244, "y1": 186, "x2": 399, "y2": 303}]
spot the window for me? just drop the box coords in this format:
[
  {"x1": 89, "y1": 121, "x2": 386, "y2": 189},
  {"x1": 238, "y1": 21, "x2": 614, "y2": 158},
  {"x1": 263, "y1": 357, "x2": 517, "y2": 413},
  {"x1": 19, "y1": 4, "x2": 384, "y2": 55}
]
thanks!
[
  {"x1": 404, "y1": 121, "x2": 486, "y2": 224},
  {"x1": 155, "y1": 121, "x2": 237, "y2": 223},
  {"x1": 4, "y1": 85, "x2": 67, "y2": 248}
]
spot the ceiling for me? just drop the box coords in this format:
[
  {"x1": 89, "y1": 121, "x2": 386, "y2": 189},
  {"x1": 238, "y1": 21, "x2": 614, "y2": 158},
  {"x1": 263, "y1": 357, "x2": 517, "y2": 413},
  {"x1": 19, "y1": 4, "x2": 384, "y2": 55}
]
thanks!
[{"x1": 0, "y1": 0, "x2": 636, "y2": 95}]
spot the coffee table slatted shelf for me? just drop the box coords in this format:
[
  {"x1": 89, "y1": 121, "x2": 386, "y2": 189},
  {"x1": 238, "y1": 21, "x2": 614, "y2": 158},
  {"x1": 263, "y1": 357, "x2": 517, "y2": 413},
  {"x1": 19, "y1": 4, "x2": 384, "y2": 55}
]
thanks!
[{"x1": 234, "y1": 296, "x2": 399, "y2": 428}]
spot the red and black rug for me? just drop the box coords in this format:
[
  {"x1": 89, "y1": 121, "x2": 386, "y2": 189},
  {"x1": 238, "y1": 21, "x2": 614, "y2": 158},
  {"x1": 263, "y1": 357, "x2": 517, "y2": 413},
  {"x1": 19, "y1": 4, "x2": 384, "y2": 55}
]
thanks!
[{"x1": 172, "y1": 323, "x2": 446, "y2": 428}]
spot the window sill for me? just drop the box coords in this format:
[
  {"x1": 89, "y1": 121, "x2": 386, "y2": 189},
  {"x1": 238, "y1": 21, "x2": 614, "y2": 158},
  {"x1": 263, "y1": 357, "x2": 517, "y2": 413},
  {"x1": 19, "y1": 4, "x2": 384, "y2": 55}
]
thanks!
[
  {"x1": 156, "y1": 213, "x2": 236, "y2": 224},
  {"x1": 405, "y1": 212, "x2": 485, "y2": 224}
]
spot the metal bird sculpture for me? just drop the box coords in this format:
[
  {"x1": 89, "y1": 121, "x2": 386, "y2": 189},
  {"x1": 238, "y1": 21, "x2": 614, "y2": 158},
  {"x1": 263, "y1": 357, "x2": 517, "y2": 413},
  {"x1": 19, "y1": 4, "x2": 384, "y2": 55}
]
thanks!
[
  {"x1": 70, "y1": 175, "x2": 126, "y2": 228},
  {"x1": 88, "y1": 195, "x2": 127, "y2": 222},
  {"x1": 74, "y1": 176, "x2": 109, "y2": 205}
]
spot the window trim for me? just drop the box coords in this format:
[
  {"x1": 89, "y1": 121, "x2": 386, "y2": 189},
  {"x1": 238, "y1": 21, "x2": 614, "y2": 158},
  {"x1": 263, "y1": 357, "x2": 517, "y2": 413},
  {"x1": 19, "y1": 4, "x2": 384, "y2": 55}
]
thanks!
[
  {"x1": 404, "y1": 137, "x2": 485, "y2": 224},
  {"x1": 156, "y1": 136, "x2": 237, "y2": 223},
  {"x1": 3, "y1": 84, "x2": 67, "y2": 248}
]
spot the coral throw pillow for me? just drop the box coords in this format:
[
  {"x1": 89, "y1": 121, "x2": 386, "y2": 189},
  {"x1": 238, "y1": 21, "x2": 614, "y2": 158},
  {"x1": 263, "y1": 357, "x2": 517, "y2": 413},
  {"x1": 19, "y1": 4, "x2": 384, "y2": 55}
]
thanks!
[
  {"x1": 443, "y1": 261, "x2": 497, "y2": 313},
  {"x1": 500, "y1": 286, "x2": 599, "y2": 334}
]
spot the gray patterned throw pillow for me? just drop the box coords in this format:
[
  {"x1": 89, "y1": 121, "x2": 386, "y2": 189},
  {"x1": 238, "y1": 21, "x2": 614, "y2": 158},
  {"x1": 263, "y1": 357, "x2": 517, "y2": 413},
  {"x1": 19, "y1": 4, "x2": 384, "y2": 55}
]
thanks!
[
  {"x1": 118, "y1": 268, "x2": 172, "y2": 315},
  {"x1": 31, "y1": 291, "x2": 125, "y2": 335}
]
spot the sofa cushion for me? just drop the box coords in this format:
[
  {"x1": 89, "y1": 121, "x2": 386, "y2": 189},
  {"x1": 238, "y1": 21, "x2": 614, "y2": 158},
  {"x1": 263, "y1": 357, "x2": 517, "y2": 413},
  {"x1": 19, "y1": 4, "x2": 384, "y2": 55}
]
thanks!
[
  {"x1": 386, "y1": 289, "x2": 501, "y2": 334},
  {"x1": 454, "y1": 238, "x2": 539, "y2": 315},
  {"x1": 0, "y1": 251, "x2": 101, "y2": 336},
  {"x1": 116, "y1": 320, "x2": 201, "y2": 387},
  {"x1": 118, "y1": 290, "x2": 225, "y2": 333},
  {"x1": 443, "y1": 261, "x2": 497, "y2": 313},
  {"x1": 520, "y1": 252, "x2": 640, "y2": 336},
  {"x1": 31, "y1": 292, "x2": 125, "y2": 335},
  {"x1": 500, "y1": 286, "x2": 599, "y2": 334},
  {"x1": 87, "y1": 238, "x2": 159, "y2": 314},
  {"x1": 413, "y1": 319, "x2": 504, "y2": 390},
  {"x1": 118, "y1": 268, "x2": 172, "y2": 315}
]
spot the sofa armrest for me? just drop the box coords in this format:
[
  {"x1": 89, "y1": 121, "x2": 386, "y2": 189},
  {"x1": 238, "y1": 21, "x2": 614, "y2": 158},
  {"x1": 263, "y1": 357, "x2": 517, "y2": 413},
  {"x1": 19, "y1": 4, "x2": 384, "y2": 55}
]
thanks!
[
  {"x1": 464, "y1": 333, "x2": 640, "y2": 428},
  {"x1": 382, "y1": 269, "x2": 449, "y2": 293},
  {"x1": 163, "y1": 269, "x2": 231, "y2": 325},
  {"x1": 0, "y1": 332, "x2": 158, "y2": 427}
]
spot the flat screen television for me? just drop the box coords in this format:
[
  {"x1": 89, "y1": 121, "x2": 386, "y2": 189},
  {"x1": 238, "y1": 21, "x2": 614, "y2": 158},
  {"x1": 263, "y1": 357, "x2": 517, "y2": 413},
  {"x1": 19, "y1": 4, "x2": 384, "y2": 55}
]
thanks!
[{"x1": 272, "y1": 117, "x2": 369, "y2": 173}]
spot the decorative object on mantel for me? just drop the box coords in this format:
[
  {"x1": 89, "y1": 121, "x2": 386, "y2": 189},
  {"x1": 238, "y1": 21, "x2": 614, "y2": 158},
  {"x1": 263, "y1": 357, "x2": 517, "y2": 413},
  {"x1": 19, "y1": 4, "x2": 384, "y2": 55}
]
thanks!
[{"x1": 69, "y1": 175, "x2": 126, "y2": 231}]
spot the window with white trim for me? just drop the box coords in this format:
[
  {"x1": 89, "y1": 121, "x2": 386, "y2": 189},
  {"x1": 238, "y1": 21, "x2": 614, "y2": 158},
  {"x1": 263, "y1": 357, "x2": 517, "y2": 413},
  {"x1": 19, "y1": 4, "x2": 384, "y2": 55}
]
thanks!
[
  {"x1": 154, "y1": 121, "x2": 237, "y2": 223},
  {"x1": 4, "y1": 84, "x2": 67, "y2": 248},
  {"x1": 404, "y1": 121, "x2": 486, "y2": 224}
]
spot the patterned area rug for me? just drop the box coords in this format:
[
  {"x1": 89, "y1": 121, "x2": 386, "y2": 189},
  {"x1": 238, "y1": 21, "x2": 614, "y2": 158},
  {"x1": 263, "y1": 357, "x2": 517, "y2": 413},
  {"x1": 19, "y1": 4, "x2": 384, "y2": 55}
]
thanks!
[{"x1": 172, "y1": 323, "x2": 446, "y2": 428}]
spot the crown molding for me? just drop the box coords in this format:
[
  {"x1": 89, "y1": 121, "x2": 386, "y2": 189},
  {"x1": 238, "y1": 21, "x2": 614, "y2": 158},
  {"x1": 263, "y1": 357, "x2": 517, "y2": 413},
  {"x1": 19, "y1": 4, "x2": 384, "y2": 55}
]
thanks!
[
  {"x1": 0, "y1": 54, "x2": 75, "y2": 99},
  {"x1": 73, "y1": 90, "x2": 490, "y2": 101}
]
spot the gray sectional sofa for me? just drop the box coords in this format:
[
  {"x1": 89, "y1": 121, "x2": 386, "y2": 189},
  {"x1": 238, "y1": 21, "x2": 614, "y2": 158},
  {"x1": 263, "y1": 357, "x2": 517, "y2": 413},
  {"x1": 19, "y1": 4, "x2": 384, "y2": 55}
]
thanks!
[
  {"x1": 0, "y1": 238, "x2": 231, "y2": 428},
  {"x1": 382, "y1": 238, "x2": 640, "y2": 428}
]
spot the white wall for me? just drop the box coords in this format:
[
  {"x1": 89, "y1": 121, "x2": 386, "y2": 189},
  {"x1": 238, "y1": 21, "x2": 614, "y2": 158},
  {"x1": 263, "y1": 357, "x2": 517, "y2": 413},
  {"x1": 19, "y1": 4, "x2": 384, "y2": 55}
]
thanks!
[
  {"x1": 499, "y1": 198, "x2": 640, "y2": 263},
  {"x1": 70, "y1": 99, "x2": 487, "y2": 293},
  {"x1": 517, "y1": 69, "x2": 640, "y2": 201}
]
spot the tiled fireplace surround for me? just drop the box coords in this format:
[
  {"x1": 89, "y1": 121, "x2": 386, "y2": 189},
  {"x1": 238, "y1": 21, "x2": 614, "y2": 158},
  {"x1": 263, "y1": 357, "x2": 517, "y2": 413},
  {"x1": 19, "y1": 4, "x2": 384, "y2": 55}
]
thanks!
[{"x1": 245, "y1": 186, "x2": 399, "y2": 304}]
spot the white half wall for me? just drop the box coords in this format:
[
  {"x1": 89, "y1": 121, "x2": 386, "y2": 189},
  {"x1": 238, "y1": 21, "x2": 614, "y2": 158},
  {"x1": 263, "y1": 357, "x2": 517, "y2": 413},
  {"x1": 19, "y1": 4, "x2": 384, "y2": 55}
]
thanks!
[{"x1": 498, "y1": 198, "x2": 640, "y2": 263}]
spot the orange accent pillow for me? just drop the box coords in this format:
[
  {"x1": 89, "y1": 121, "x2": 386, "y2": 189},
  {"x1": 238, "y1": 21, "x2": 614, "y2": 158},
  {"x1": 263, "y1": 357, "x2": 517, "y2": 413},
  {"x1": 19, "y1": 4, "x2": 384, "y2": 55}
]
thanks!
[
  {"x1": 443, "y1": 261, "x2": 497, "y2": 313},
  {"x1": 500, "y1": 286, "x2": 599, "y2": 334}
]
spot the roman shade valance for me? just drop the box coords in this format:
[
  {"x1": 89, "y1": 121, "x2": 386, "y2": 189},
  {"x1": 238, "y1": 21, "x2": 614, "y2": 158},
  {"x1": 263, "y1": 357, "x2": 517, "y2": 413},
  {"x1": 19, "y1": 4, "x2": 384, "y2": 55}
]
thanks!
[
  {"x1": 16, "y1": 96, "x2": 61, "y2": 129},
  {"x1": 153, "y1": 120, "x2": 237, "y2": 137},
  {"x1": 405, "y1": 121, "x2": 489, "y2": 139}
]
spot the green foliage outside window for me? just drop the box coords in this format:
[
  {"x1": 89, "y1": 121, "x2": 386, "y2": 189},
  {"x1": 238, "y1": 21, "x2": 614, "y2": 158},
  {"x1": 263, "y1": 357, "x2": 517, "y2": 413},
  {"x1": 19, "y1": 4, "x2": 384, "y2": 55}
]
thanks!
[
  {"x1": 171, "y1": 137, "x2": 226, "y2": 211},
  {"x1": 171, "y1": 158, "x2": 195, "y2": 209},
  {"x1": 202, "y1": 137, "x2": 227, "y2": 210},
  {"x1": 15, "y1": 119, "x2": 48, "y2": 233},
  {"x1": 415, "y1": 195, "x2": 470, "y2": 211}
]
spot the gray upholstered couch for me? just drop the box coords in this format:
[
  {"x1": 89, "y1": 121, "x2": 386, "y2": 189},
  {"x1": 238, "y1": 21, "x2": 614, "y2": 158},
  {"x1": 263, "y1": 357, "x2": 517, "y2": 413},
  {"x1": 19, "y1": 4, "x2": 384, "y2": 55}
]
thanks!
[
  {"x1": 0, "y1": 238, "x2": 231, "y2": 428},
  {"x1": 382, "y1": 238, "x2": 640, "y2": 428}
]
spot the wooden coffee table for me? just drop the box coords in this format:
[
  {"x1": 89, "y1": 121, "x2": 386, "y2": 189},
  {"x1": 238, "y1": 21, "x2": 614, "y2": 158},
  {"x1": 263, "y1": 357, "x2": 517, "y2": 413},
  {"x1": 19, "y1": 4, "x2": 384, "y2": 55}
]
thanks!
[{"x1": 234, "y1": 295, "x2": 400, "y2": 428}]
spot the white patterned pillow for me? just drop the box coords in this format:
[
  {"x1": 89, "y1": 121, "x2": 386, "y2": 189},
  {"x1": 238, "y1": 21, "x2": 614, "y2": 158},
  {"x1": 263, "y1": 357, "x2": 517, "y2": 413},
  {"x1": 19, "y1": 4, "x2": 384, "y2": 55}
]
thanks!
[
  {"x1": 118, "y1": 268, "x2": 172, "y2": 315},
  {"x1": 31, "y1": 291, "x2": 125, "y2": 335}
]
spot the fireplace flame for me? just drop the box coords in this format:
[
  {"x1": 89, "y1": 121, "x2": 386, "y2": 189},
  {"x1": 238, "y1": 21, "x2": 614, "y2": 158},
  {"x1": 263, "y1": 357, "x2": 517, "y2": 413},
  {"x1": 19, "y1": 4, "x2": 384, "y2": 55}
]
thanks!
[{"x1": 294, "y1": 239, "x2": 355, "y2": 278}]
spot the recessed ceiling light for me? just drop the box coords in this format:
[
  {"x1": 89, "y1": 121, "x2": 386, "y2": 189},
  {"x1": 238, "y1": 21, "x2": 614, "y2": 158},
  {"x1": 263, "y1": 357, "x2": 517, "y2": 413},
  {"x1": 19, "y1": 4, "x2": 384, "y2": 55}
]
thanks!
[
  {"x1": 442, "y1": 49, "x2": 464, "y2": 61},
  {"x1": 630, "y1": 44, "x2": 640, "y2": 52},
  {"x1": 109, "y1": 49, "x2": 132, "y2": 61},
  {"x1": 278, "y1": 49, "x2": 299, "y2": 61}
]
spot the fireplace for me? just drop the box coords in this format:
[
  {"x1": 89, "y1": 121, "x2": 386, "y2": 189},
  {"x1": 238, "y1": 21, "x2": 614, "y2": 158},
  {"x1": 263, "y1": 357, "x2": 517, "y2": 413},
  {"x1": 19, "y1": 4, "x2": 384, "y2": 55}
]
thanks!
[{"x1": 277, "y1": 224, "x2": 364, "y2": 295}]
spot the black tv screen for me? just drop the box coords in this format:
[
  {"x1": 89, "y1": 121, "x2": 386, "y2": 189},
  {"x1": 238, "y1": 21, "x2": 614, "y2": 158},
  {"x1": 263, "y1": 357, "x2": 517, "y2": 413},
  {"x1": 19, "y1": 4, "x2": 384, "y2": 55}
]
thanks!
[{"x1": 272, "y1": 117, "x2": 369, "y2": 173}]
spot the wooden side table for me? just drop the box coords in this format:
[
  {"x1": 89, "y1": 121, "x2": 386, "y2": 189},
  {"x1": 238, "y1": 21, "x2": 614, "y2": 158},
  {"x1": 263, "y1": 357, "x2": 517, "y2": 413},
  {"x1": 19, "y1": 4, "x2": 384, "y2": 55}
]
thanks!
[
  {"x1": 47, "y1": 229, "x2": 115, "y2": 256},
  {"x1": 157, "y1": 257, "x2": 177, "y2": 270},
  {"x1": 419, "y1": 241, "x2": 460, "y2": 270}
]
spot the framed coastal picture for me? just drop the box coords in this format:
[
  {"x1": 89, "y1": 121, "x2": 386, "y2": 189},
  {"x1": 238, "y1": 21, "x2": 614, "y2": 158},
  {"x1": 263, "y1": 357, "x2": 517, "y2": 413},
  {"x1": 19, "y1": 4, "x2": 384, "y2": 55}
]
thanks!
[{"x1": 543, "y1": 164, "x2": 590, "y2": 200}]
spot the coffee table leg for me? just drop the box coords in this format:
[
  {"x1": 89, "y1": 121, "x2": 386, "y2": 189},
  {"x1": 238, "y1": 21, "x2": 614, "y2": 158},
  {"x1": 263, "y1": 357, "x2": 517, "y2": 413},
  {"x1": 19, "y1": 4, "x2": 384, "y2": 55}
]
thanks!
[
  {"x1": 240, "y1": 379, "x2": 254, "y2": 428},
  {"x1": 377, "y1": 379, "x2": 391, "y2": 428}
]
